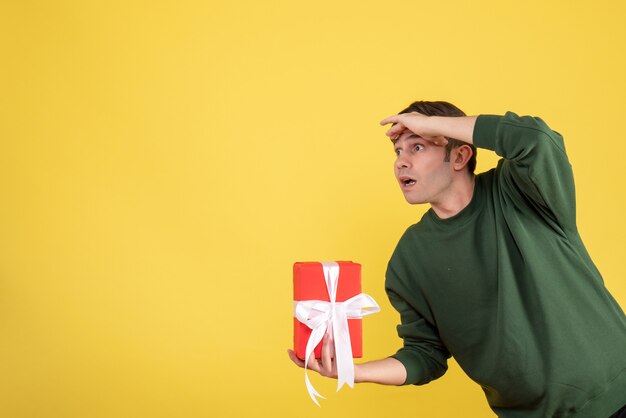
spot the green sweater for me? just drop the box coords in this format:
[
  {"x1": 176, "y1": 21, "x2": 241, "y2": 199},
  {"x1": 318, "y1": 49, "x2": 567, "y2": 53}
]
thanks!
[{"x1": 385, "y1": 112, "x2": 626, "y2": 418}]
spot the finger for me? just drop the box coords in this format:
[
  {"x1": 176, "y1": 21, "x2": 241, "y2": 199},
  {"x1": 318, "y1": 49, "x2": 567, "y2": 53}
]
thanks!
[
  {"x1": 420, "y1": 135, "x2": 446, "y2": 146},
  {"x1": 386, "y1": 123, "x2": 406, "y2": 139},
  {"x1": 379, "y1": 114, "x2": 400, "y2": 126},
  {"x1": 430, "y1": 135, "x2": 448, "y2": 146},
  {"x1": 321, "y1": 332, "x2": 333, "y2": 375},
  {"x1": 287, "y1": 349, "x2": 305, "y2": 368},
  {"x1": 307, "y1": 350, "x2": 320, "y2": 372}
]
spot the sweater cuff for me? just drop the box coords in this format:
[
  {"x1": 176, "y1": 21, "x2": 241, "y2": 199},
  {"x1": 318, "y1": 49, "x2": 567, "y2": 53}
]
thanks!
[{"x1": 473, "y1": 114, "x2": 501, "y2": 151}]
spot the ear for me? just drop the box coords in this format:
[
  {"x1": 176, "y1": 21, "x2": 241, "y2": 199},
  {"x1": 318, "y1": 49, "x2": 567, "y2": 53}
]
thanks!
[{"x1": 452, "y1": 144, "x2": 473, "y2": 172}]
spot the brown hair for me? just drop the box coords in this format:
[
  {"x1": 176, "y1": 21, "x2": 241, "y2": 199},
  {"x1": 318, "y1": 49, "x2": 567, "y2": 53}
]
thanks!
[{"x1": 399, "y1": 101, "x2": 477, "y2": 174}]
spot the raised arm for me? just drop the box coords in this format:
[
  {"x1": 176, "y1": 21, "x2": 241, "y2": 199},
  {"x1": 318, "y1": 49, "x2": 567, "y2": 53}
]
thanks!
[{"x1": 380, "y1": 112, "x2": 478, "y2": 144}]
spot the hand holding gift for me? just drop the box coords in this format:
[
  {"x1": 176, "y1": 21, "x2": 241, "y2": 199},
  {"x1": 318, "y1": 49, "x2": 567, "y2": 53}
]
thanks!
[{"x1": 288, "y1": 331, "x2": 337, "y2": 378}]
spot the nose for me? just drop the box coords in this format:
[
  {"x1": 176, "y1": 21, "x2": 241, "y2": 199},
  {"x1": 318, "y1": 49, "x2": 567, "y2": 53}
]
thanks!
[{"x1": 395, "y1": 154, "x2": 410, "y2": 170}]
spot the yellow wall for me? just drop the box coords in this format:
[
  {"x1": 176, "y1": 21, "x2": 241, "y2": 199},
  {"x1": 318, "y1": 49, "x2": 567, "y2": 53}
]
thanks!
[{"x1": 1, "y1": 1, "x2": 625, "y2": 417}]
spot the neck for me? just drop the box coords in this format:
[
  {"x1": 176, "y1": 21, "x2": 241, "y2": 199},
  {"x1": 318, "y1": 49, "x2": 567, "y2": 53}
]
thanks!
[{"x1": 430, "y1": 174, "x2": 476, "y2": 219}]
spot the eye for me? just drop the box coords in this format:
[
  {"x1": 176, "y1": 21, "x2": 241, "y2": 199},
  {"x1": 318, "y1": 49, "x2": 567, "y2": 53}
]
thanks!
[
  {"x1": 395, "y1": 148, "x2": 402, "y2": 156},
  {"x1": 414, "y1": 144, "x2": 424, "y2": 152}
]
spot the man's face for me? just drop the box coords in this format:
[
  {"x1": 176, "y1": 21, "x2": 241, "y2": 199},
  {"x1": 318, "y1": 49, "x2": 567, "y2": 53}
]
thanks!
[{"x1": 393, "y1": 131, "x2": 454, "y2": 205}]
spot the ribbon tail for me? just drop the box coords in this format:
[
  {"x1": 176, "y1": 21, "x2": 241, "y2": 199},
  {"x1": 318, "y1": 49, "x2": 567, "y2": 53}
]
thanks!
[
  {"x1": 305, "y1": 372, "x2": 325, "y2": 406},
  {"x1": 303, "y1": 324, "x2": 327, "y2": 406},
  {"x1": 332, "y1": 308, "x2": 355, "y2": 391}
]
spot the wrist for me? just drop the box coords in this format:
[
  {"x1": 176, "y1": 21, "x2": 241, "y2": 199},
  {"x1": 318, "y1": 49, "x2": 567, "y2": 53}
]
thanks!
[
  {"x1": 353, "y1": 362, "x2": 363, "y2": 383},
  {"x1": 426, "y1": 115, "x2": 445, "y2": 137}
]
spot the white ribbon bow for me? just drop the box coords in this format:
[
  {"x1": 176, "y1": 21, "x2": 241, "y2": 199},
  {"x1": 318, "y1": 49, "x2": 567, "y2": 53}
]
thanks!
[{"x1": 294, "y1": 261, "x2": 380, "y2": 406}]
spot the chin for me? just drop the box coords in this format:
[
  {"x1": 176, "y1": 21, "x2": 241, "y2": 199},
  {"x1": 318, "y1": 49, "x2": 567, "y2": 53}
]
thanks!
[{"x1": 403, "y1": 195, "x2": 426, "y2": 205}]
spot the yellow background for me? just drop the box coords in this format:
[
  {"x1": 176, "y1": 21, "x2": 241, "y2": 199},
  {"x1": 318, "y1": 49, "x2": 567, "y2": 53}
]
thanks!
[{"x1": 1, "y1": 1, "x2": 625, "y2": 417}]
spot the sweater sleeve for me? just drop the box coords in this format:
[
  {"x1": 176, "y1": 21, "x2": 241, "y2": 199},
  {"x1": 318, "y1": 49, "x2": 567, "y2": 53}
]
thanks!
[
  {"x1": 385, "y1": 266, "x2": 451, "y2": 385},
  {"x1": 473, "y1": 112, "x2": 576, "y2": 232}
]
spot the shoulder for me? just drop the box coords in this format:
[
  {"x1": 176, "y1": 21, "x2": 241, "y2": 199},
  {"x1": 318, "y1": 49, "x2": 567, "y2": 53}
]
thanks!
[
  {"x1": 477, "y1": 167, "x2": 496, "y2": 182},
  {"x1": 397, "y1": 213, "x2": 432, "y2": 244}
]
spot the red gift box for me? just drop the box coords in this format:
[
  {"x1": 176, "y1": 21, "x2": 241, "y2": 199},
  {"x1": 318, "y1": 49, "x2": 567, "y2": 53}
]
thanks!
[{"x1": 293, "y1": 261, "x2": 363, "y2": 361}]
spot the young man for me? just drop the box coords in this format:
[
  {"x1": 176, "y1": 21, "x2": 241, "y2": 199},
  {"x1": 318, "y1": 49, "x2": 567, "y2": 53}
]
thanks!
[{"x1": 288, "y1": 101, "x2": 626, "y2": 417}]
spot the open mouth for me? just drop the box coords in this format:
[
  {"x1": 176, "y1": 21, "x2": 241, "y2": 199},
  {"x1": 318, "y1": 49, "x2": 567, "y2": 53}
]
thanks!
[{"x1": 399, "y1": 176, "x2": 416, "y2": 187}]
